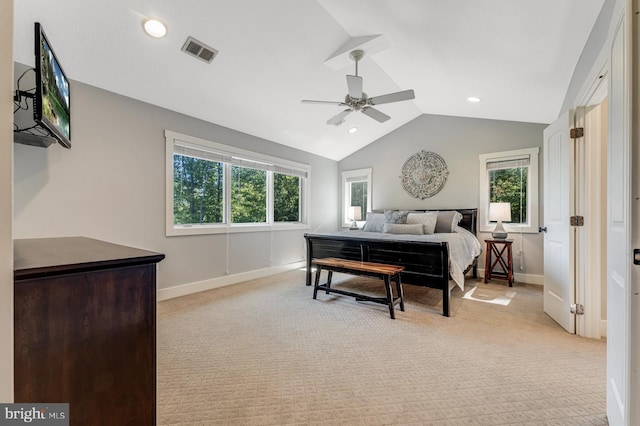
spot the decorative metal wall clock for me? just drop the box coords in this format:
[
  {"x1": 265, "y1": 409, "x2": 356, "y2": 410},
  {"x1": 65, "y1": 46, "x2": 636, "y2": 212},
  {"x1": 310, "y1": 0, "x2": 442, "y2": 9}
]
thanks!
[{"x1": 399, "y1": 150, "x2": 449, "y2": 199}]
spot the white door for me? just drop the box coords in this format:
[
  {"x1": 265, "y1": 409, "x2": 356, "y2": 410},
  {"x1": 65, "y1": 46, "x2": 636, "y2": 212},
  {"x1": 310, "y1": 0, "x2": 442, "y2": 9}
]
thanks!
[
  {"x1": 606, "y1": 13, "x2": 631, "y2": 426},
  {"x1": 542, "y1": 111, "x2": 575, "y2": 333}
]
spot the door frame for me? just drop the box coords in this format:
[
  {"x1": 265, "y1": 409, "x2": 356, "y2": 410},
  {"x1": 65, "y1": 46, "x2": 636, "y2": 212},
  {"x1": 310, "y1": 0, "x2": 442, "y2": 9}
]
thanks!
[
  {"x1": 568, "y1": 2, "x2": 635, "y2": 424},
  {"x1": 630, "y1": 0, "x2": 639, "y2": 420}
]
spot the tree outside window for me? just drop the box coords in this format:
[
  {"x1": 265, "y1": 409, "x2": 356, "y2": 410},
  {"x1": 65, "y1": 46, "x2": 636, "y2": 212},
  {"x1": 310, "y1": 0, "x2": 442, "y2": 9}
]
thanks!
[
  {"x1": 349, "y1": 180, "x2": 368, "y2": 221},
  {"x1": 478, "y1": 148, "x2": 539, "y2": 234},
  {"x1": 489, "y1": 165, "x2": 528, "y2": 225},
  {"x1": 173, "y1": 155, "x2": 224, "y2": 225},
  {"x1": 341, "y1": 168, "x2": 372, "y2": 228},
  {"x1": 231, "y1": 166, "x2": 267, "y2": 223},
  {"x1": 166, "y1": 130, "x2": 309, "y2": 236},
  {"x1": 274, "y1": 174, "x2": 301, "y2": 222}
]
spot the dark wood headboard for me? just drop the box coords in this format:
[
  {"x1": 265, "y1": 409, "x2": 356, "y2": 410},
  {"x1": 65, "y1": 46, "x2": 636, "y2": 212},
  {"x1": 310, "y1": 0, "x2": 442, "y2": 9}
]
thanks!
[{"x1": 370, "y1": 208, "x2": 478, "y2": 235}]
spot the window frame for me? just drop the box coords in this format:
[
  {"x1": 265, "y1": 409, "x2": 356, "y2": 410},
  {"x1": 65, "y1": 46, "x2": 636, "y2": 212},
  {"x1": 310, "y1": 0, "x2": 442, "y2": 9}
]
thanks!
[
  {"x1": 341, "y1": 168, "x2": 372, "y2": 228},
  {"x1": 165, "y1": 130, "x2": 310, "y2": 236},
  {"x1": 478, "y1": 147, "x2": 539, "y2": 234},
  {"x1": 272, "y1": 172, "x2": 303, "y2": 224}
]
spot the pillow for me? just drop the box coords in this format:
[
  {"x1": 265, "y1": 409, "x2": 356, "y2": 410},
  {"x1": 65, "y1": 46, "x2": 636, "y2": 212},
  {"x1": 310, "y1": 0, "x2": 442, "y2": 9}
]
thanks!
[
  {"x1": 435, "y1": 210, "x2": 463, "y2": 233},
  {"x1": 384, "y1": 210, "x2": 409, "y2": 224},
  {"x1": 406, "y1": 211, "x2": 439, "y2": 234},
  {"x1": 383, "y1": 223, "x2": 424, "y2": 235},
  {"x1": 362, "y1": 212, "x2": 385, "y2": 232}
]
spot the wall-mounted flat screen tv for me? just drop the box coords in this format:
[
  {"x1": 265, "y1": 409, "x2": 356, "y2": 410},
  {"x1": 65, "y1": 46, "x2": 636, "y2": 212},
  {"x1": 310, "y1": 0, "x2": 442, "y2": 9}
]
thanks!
[{"x1": 34, "y1": 22, "x2": 71, "y2": 149}]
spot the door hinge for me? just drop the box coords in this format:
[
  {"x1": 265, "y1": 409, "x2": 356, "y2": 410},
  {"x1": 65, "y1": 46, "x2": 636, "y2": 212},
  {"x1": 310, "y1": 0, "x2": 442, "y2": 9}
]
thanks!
[
  {"x1": 570, "y1": 215, "x2": 584, "y2": 226},
  {"x1": 570, "y1": 303, "x2": 585, "y2": 315},
  {"x1": 570, "y1": 127, "x2": 584, "y2": 138}
]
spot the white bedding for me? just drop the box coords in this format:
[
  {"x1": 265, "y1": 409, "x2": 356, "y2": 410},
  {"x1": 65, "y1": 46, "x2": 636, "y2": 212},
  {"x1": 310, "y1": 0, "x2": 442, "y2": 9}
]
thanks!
[{"x1": 319, "y1": 226, "x2": 482, "y2": 290}]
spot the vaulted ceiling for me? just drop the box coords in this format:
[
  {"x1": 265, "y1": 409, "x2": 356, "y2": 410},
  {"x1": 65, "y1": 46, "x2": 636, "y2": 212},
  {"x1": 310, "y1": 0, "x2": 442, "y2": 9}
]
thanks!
[{"x1": 13, "y1": 0, "x2": 605, "y2": 160}]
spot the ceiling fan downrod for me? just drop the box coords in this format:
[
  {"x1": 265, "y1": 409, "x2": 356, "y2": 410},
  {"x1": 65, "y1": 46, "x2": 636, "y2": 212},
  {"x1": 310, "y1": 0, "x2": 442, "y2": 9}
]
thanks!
[{"x1": 350, "y1": 49, "x2": 363, "y2": 77}]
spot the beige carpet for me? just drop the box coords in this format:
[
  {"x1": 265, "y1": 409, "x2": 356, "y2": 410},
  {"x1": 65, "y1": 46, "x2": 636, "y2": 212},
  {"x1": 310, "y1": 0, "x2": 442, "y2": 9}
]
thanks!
[{"x1": 157, "y1": 270, "x2": 607, "y2": 425}]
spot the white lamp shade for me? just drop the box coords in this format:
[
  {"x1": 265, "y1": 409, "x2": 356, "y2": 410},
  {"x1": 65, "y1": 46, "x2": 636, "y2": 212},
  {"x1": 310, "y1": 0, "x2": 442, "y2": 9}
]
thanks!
[
  {"x1": 489, "y1": 202, "x2": 511, "y2": 222},
  {"x1": 349, "y1": 206, "x2": 362, "y2": 221}
]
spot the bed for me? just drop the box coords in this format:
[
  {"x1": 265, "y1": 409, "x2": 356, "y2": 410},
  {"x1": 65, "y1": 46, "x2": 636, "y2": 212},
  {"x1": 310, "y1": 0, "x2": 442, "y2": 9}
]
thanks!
[{"x1": 304, "y1": 208, "x2": 481, "y2": 317}]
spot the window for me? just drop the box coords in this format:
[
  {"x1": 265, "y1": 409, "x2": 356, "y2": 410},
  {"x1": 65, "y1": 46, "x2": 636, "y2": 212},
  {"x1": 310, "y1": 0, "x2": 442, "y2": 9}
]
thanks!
[
  {"x1": 341, "y1": 168, "x2": 372, "y2": 228},
  {"x1": 273, "y1": 173, "x2": 301, "y2": 222},
  {"x1": 479, "y1": 147, "x2": 539, "y2": 234},
  {"x1": 173, "y1": 154, "x2": 224, "y2": 225},
  {"x1": 231, "y1": 166, "x2": 267, "y2": 223},
  {"x1": 166, "y1": 130, "x2": 309, "y2": 236}
]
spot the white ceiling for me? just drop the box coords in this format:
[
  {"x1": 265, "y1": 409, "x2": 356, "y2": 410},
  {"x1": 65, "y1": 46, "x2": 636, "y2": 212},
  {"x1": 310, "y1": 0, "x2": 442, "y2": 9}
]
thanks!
[{"x1": 13, "y1": 0, "x2": 605, "y2": 161}]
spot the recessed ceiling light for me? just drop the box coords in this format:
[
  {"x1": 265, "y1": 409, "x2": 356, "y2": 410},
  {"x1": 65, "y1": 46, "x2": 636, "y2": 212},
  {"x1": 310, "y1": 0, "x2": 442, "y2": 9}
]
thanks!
[
  {"x1": 143, "y1": 19, "x2": 167, "y2": 38},
  {"x1": 348, "y1": 127, "x2": 358, "y2": 134},
  {"x1": 467, "y1": 96, "x2": 481, "y2": 103}
]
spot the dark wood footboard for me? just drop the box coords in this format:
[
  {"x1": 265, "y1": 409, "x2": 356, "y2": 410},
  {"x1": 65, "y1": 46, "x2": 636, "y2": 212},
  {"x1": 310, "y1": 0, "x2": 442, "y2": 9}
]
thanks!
[{"x1": 304, "y1": 234, "x2": 451, "y2": 316}]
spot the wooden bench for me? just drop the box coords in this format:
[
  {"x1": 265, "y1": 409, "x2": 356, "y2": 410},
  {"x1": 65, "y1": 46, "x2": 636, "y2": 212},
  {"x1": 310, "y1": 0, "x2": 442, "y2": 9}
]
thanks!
[{"x1": 312, "y1": 258, "x2": 405, "y2": 319}]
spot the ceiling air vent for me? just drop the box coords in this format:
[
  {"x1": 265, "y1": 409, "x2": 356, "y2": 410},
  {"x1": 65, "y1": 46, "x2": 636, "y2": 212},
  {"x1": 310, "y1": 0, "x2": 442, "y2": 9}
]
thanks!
[{"x1": 181, "y1": 36, "x2": 218, "y2": 64}]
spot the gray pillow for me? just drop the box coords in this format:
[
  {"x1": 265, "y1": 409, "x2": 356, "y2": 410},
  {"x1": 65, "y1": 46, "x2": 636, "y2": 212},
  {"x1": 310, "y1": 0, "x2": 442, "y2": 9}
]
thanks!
[
  {"x1": 384, "y1": 210, "x2": 409, "y2": 224},
  {"x1": 362, "y1": 212, "x2": 385, "y2": 232},
  {"x1": 406, "y1": 211, "x2": 439, "y2": 234},
  {"x1": 435, "y1": 210, "x2": 463, "y2": 233},
  {"x1": 383, "y1": 223, "x2": 424, "y2": 235}
]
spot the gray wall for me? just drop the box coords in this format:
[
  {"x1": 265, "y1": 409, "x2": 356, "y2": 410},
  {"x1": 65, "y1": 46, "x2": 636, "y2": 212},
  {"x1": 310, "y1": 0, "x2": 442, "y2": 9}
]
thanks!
[
  {"x1": 559, "y1": 0, "x2": 617, "y2": 114},
  {"x1": 339, "y1": 113, "x2": 547, "y2": 279},
  {"x1": 1, "y1": 0, "x2": 14, "y2": 403},
  {"x1": 13, "y1": 64, "x2": 339, "y2": 291}
]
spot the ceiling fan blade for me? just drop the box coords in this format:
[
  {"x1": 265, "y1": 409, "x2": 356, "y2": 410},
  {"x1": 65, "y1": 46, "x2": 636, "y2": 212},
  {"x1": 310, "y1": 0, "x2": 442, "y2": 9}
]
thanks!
[
  {"x1": 362, "y1": 107, "x2": 390, "y2": 123},
  {"x1": 368, "y1": 89, "x2": 415, "y2": 105},
  {"x1": 346, "y1": 75, "x2": 363, "y2": 99},
  {"x1": 301, "y1": 100, "x2": 345, "y2": 105},
  {"x1": 327, "y1": 109, "x2": 352, "y2": 126}
]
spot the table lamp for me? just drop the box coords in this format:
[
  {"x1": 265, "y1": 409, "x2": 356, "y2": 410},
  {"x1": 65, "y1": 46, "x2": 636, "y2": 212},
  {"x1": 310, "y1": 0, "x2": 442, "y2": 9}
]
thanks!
[
  {"x1": 349, "y1": 206, "x2": 362, "y2": 230},
  {"x1": 489, "y1": 202, "x2": 511, "y2": 239}
]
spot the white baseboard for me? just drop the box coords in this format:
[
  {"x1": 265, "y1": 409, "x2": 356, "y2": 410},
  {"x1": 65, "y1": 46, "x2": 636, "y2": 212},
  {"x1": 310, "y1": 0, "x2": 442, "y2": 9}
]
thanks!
[
  {"x1": 600, "y1": 319, "x2": 607, "y2": 338},
  {"x1": 477, "y1": 268, "x2": 543, "y2": 286},
  {"x1": 157, "y1": 261, "x2": 306, "y2": 302},
  {"x1": 159, "y1": 264, "x2": 543, "y2": 301}
]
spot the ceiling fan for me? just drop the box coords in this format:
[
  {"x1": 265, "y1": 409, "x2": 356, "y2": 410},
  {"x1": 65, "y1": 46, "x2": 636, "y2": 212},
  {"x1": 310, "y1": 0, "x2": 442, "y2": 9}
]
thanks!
[{"x1": 301, "y1": 49, "x2": 415, "y2": 126}]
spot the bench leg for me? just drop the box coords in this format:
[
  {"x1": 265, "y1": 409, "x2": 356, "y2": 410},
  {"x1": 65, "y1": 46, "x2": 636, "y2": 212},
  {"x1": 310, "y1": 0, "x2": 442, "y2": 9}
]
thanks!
[
  {"x1": 395, "y1": 274, "x2": 404, "y2": 312},
  {"x1": 326, "y1": 271, "x2": 333, "y2": 294},
  {"x1": 313, "y1": 266, "x2": 322, "y2": 299},
  {"x1": 306, "y1": 261, "x2": 312, "y2": 286},
  {"x1": 383, "y1": 276, "x2": 395, "y2": 319}
]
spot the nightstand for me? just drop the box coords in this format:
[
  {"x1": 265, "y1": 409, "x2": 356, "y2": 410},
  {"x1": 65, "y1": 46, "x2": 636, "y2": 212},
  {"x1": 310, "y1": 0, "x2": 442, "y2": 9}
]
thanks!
[{"x1": 484, "y1": 239, "x2": 514, "y2": 287}]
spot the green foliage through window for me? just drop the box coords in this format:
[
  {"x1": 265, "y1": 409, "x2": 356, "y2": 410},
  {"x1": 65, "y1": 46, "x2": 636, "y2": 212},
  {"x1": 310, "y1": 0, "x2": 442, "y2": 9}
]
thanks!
[
  {"x1": 489, "y1": 167, "x2": 527, "y2": 224},
  {"x1": 274, "y1": 174, "x2": 301, "y2": 222},
  {"x1": 231, "y1": 166, "x2": 267, "y2": 223},
  {"x1": 349, "y1": 181, "x2": 368, "y2": 221},
  {"x1": 173, "y1": 153, "x2": 305, "y2": 227},
  {"x1": 479, "y1": 148, "x2": 538, "y2": 234},
  {"x1": 173, "y1": 155, "x2": 224, "y2": 225}
]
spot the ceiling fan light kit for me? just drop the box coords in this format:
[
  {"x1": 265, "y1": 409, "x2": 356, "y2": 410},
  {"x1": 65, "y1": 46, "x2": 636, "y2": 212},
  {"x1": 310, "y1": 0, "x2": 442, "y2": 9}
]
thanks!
[{"x1": 302, "y1": 49, "x2": 415, "y2": 126}]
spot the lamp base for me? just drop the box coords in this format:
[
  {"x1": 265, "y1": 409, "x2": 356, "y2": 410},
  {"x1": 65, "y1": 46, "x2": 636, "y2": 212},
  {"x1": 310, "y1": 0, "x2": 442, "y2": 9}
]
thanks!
[
  {"x1": 349, "y1": 220, "x2": 359, "y2": 230},
  {"x1": 492, "y1": 221, "x2": 508, "y2": 239}
]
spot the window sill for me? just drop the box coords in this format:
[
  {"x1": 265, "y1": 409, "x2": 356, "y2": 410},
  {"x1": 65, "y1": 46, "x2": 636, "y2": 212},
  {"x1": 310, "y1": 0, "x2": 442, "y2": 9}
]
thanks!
[
  {"x1": 167, "y1": 223, "x2": 309, "y2": 237},
  {"x1": 479, "y1": 225, "x2": 539, "y2": 235}
]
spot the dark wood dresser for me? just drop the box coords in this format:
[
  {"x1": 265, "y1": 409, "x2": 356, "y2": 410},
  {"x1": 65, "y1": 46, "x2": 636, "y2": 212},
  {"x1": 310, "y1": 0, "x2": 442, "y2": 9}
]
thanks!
[{"x1": 13, "y1": 237, "x2": 165, "y2": 426}]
